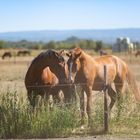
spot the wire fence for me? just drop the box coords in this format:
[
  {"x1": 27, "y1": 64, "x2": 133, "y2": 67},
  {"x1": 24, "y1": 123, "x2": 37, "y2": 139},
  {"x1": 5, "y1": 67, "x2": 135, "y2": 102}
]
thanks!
[
  {"x1": 25, "y1": 82, "x2": 126, "y2": 88},
  {"x1": 0, "y1": 63, "x2": 140, "y2": 138},
  {"x1": 0, "y1": 78, "x2": 140, "y2": 138}
]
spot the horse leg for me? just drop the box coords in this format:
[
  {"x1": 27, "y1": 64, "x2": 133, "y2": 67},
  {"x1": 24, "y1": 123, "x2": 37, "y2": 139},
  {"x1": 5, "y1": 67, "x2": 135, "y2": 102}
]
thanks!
[
  {"x1": 79, "y1": 87, "x2": 87, "y2": 125},
  {"x1": 114, "y1": 78, "x2": 124, "y2": 118},
  {"x1": 52, "y1": 88, "x2": 62, "y2": 105},
  {"x1": 27, "y1": 90, "x2": 37, "y2": 110},
  {"x1": 72, "y1": 85, "x2": 80, "y2": 109},
  {"x1": 84, "y1": 86, "x2": 93, "y2": 127},
  {"x1": 63, "y1": 84, "x2": 77, "y2": 103},
  {"x1": 43, "y1": 88, "x2": 54, "y2": 110},
  {"x1": 107, "y1": 86, "x2": 117, "y2": 117},
  {"x1": 61, "y1": 85, "x2": 75, "y2": 105},
  {"x1": 70, "y1": 84, "x2": 77, "y2": 103}
]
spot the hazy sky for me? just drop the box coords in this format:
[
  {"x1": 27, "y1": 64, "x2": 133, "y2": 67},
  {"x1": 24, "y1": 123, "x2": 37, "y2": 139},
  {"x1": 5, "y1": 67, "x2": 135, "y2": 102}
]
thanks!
[{"x1": 0, "y1": 0, "x2": 140, "y2": 32}]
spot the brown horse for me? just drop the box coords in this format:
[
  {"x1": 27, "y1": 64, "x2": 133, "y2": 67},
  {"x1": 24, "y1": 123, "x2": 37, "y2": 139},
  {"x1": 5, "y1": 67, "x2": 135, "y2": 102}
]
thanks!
[
  {"x1": 17, "y1": 50, "x2": 31, "y2": 56},
  {"x1": 135, "y1": 50, "x2": 140, "y2": 57},
  {"x1": 67, "y1": 47, "x2": 140, "y2": 125},
  {"x1": 25, "y1": 49, "x2": 71, "y2": 108},
  {"x1": 2, "y1": 52, "x2": 12, "y2": 59}
]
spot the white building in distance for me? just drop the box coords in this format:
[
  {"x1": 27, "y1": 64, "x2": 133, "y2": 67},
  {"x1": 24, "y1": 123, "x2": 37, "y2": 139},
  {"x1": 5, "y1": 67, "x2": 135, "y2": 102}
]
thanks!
[{"x1": 112, "y1": 37, "x2": 135, "y2": 53}]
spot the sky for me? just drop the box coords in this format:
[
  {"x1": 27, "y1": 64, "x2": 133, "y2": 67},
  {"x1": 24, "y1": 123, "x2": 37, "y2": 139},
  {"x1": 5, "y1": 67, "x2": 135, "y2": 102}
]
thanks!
[{"x1": 0, "y1": 0, "x2": 140, "y2": 32}]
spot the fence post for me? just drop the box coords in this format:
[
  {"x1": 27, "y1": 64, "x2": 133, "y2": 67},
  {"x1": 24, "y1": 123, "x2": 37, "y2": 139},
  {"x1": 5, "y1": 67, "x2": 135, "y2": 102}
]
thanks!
[
  {"x1": 104, "y1": 65, "x2": 109, "y2": 132},
  {"x1": 14, "y1": 55, "x2": 16, "y2": 64}
]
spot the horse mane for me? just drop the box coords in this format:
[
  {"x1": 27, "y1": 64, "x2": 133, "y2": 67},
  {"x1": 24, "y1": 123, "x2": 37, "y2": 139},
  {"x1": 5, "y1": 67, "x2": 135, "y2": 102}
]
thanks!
[
  {"x1": 25, "y1": 50, "x2": 58, "y2": 87},
  {"x1": 73, "y1": 47, "x2": 93, "y2": 60},
  {"x1": 31, "y1": 50, "x2": 56, "y2": 64},
  {"x1": 38, "y1": 50, "x2": 54, "y2": 58}
]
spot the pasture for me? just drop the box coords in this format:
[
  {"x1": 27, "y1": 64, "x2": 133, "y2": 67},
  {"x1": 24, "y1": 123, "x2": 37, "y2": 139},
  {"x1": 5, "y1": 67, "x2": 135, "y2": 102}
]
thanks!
[{"x1": 0, "y1": 49, "x2": 140, "y2": 139}]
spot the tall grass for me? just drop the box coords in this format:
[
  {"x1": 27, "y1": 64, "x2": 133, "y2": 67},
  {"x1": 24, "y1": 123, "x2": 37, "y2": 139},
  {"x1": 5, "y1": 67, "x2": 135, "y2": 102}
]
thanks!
[
  {"x1": 110, "y1": 90, "x2": 140, "y2": 136},
  {"x1": 0, "y1": 90, "x2": 140, "y2": 138},
  {"x1": 0, "y1": 91, "x2": 79, "y2": 138}
]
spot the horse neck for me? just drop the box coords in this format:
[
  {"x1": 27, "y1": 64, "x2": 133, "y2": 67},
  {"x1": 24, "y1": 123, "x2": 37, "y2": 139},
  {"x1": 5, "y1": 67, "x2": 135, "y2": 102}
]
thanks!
[
  {"x1": 75, "y1": 51, "x2": 97, "y2": 77},
  {"x1": 79, "y1": 51, "x2": 96, "y2": 66}
]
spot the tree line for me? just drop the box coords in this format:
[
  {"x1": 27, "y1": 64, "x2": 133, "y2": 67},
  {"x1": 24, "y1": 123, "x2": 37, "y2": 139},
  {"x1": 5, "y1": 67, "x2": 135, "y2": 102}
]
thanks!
[{"x1": 0, "y1": 36, "x2": 112, "y2": 52}]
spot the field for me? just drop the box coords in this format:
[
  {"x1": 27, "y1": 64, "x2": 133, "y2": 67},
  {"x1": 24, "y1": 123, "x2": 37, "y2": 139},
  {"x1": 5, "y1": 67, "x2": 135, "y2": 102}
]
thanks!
[{"x1": 0, "y1": 50, "x2": 140, "y2": 139}]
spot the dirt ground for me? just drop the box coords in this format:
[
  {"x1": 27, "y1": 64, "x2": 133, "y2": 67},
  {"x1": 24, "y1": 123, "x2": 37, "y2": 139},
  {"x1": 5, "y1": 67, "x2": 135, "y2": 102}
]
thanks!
[{"x1": 48, "y1": 135, "x2": 140, "y2": 140}]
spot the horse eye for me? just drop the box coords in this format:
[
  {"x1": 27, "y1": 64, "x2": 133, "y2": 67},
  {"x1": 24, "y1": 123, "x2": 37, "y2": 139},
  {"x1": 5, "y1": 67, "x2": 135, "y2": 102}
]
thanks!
[{"x1": 58, "y1": 56, "x2": 65, "y2": 63}]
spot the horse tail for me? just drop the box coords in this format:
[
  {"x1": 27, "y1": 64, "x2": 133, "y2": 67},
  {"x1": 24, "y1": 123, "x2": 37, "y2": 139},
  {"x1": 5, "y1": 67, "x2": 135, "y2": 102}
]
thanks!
[{"x1": 127, "y1": 67, "x2": 140, "y2": 101}]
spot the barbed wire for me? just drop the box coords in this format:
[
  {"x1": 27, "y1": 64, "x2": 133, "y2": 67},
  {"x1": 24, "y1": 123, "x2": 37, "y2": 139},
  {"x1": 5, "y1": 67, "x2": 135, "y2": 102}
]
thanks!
[
  {"x1": 24, "y1": 81, "x2": 130, "y2": 88},
  {"x1": 0, "y1": 80, "x2": 136, "y2": 88}
]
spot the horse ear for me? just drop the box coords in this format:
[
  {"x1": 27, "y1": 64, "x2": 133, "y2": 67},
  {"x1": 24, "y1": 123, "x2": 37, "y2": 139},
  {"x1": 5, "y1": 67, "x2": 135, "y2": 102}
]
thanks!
[
  {"x1": 54, "y1": 51, "x2": 59, "y2": 58},
  {"x1": 75, "y1": 52, "x2": 81, "y2": 59},
  {"x1": 75, "y1": 47, "x2": 82, "y2": 59},
  {"x1": 66, "y1": 52, "x2": 71, "y2": 57},
  {"x1": 59, "y1": 50, "x2": 65, "y2": 55}
]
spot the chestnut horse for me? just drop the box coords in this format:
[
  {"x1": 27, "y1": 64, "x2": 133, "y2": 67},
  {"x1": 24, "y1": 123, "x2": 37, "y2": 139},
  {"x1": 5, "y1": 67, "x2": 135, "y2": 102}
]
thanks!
[
  {"x1": 67, "y1": 47, "x2": 140, "y2": 125},
  {"x1": 135, "y1": 50, "x2": 140, "y2": 57},
  {"x1": 25, "y1": 50, "x2": 71, "y2": 108}
]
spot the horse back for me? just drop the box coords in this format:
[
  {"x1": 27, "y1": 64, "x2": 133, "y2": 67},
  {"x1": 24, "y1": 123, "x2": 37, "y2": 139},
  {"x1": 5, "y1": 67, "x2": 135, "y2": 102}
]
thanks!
[
  {"x1": 76, "y1": 54, "x2": 113, "y2": 84},
  {"x1": 112, "y1": 55, "x2": 128, "y2": 80},
  {"x1": 94, "y1": 55, "x2": 127, "y2": 82},
  {"x1": 93, "y1": 56, "x2": 116, "y2": 82}
]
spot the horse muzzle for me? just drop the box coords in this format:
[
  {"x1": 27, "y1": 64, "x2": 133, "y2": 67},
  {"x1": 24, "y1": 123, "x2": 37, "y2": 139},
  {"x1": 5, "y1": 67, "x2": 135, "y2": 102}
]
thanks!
[{"x1": 68, "y1": 76, "x2": 74, "y2": 84}]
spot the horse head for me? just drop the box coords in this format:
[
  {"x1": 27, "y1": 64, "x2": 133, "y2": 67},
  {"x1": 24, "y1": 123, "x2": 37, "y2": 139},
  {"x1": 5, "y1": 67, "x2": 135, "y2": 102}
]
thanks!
[
  {"x1": 66, "y1": 47, "x2": 82, "y2": 83},
  {"x1": 43, "y1": 50, "x2": 69, "y2": 84}
]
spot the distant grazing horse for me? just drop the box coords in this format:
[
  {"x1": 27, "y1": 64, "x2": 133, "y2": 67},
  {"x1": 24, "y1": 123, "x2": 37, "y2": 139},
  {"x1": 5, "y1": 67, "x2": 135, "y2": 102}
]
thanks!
[
  {"x1": 135, "y1": 50, "x2": 140, "y2": 57},
  {"x1": 99, "y1": 50, "x2": 107, "y2": 56},
  {"x1": 17, "y1": 50, "x2": 31, "y2": 56},
  {"x1": 2, "y1": 52, "x2": 12, "y2": 59},
  {"x1": 67, "y1": 47, "x2": 140, "y2": 126},
  {"x1": 25, "y1": 49, "x2": 71, "y2": 108}
]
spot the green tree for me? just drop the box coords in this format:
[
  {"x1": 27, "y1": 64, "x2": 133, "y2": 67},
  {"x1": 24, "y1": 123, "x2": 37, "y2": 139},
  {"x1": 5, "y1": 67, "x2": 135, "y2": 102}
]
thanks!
[
  {"x1": 45, "y1": 41, "x2": 56, "y2": 49},
  {"x1": 95, "y1": 41, "x2": 103, "y2": 52},
  {"x1": 0, "y1": 41, "x2": 5, "y2": 49},
  {"x1": 32, "y1": 44, "x2": 42, "y2": 50}
]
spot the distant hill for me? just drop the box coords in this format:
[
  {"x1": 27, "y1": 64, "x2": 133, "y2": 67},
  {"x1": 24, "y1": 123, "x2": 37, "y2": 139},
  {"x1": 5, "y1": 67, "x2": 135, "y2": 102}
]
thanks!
[{"x1": 0, "y1": 28, "x2": 140, "y2": 43}]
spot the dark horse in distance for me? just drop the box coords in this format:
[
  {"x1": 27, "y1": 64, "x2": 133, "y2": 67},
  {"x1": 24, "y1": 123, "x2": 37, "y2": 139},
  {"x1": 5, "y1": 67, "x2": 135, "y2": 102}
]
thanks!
[
  {"x1": 17, "y1": 50, "x2": 31, "y2": 56},
  {"x1": 2, "y1": 52, "x2": 12, "y2": 59},
  {"x1": 135, "y1": 50, "x2": 140, "y2": 57},
  {"x1": 99, "y1": 49, "x2": 107, "y2": 56}
]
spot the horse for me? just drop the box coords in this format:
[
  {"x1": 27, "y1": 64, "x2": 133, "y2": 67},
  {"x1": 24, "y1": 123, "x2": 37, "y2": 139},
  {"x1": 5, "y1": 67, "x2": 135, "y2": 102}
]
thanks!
[
  {"x1": 17, "y1": 50, "x2": 31, "y2": 56},
  {"x1": 2, "y1": 52, "x2": 12, "y2": 59},
  {"x1": 66, "y1": 47, "x2": 140, "y2": 126},
  {"x1": 25, "y1": 49, "x2": 72, "y2": 108},
  {"x1": 99, "y1": 50, "x2": 107, "y2": 56},
  {"x1": 135, "y1": 50, "x2": 140, "y2": 57}
]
